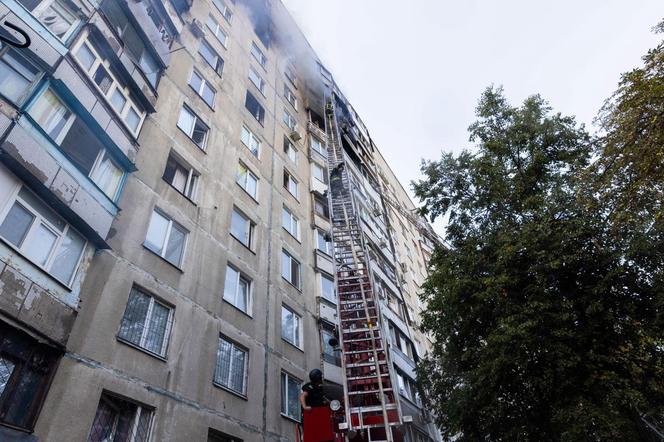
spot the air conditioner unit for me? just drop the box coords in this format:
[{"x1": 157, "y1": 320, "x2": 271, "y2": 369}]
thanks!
[
  {"x1": 290, "y1": 129, "x2": 302, "y2": 142},
  {"x1": 190, "y1": 19, "x2": 206, "y2": 38}
]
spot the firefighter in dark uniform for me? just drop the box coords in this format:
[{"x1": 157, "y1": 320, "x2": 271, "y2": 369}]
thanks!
[{"x1": 300, "y1": 369, "x2": 327, "y2": 411}]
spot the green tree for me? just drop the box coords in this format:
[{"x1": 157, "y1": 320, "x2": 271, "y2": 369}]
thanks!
[{"x1": 413, "y1": 87, "x2": 664, "y2": 441}]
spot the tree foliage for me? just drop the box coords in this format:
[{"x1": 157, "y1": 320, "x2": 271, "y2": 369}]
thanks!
[{"x1": 413, "y1": 81, "x2": 664, "y2": 440}]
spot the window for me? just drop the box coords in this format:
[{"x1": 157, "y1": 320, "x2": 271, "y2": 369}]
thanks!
[
  {"x1": 395, "y1": 368, "x2": 420, "y2": 405},
  {"x1": 0, "y1": 47, "x2": 40, "y2": 104},
  {"x1": 281, "y1": 249, "x2": 300, "y2": 289},
  {"x1": 250, "y1": 42, "x2": 267, "y2": 68},
  {"x1": 189, "y1": 70, "x2": 216, "y2": 108},
  {"x1": 230, "y1": 208, "x2": 253, "y2": 248},
  {"x1": 285, "y1": 66, "x2": 297, "y2": 86},
  {"x1": 162, "y1": 153, "x2": 199, "y2": 201},
  {"x1": 320, "y1": 273, "x2": 336, "y2": 303},
  {"x1": 386, "y1": 289, "x2": 406, "y2": 320},
  {"x1": 177, "y1": 105, "x2": 209, "y2": 149},
  {"x1": 311, "y1": 137, "x2": 326, "y2": 156},
  {"x1": 281, "y1": 305, "x2": 302, "y2": 348},
  {"x1": 209, "y1": 429, "x2": 242, "y2": 442},
  {"x1": 283, "y1": 137, "x2": 297, "y2": 164},
  {"x1": 223, "y1": 265, "x2": 251, "y2": 313},
  {"x1": 248, "y1": 66, "x2": 265, "y2": 95},
  {"x1": 316, "y1": 229, "x2": 333, "y2": 255},
  {"x1": 312, "y1": 162, "x2": 327, "y2": 183},
  {"x1": 0, "y1": 186, "x2": 86, "y2": 285},
  {"x1": 199, "y1": 40, "x2": 224, "y2": 75},
  {"x1": 73, "y1": 38, "x2": 146, "y2": 135},
  {"x1": 280, "y1": 372, "x2": 301, "y2": 421},
  {"x1": 389, "y1": 323, "x2": 416, "y2": 361},
  {"x1": 29, "y1": 88, "x2": 125, "y2": 200},
  {"x1": 282, "y1": 109, "x2": 297, "y2": 131},
  {"x1": 213, "y1": 0, "x2": 233, "y2": 22},
  {"x1": 240, "y1": 125, "x2": 261, "y2": 156},
  {"x1": 19, "y1": 0, "x2": 81, "y2": 41},
  {"x1": 236, "y1": 163, "x2": 258, "y2": 199},
  {"x1": 244, "y1": 91, "x2": 265, "y2": 125},
  {"x1": 206, "y1": 14, "x2": 228, "y2": 47},
  {"x1": 284, "y1": 85, "x2": 297, "y2": 110},
  {"x1": 322, "y1": 329, "x2": 341, "y2": 366},
  {"x1": 314, "y1": 195, "x2": 329, "y2": 218},
  {"x1": 144, "y1": 209, "x2": 187, "y2": 267},
  {"x1": 283, "y1": 170, "x2": 298, "y2": 198},
  {"x1": 118, "y1": 287, "x2": 173, "y2": 357},
  {"x1": 0, "y1": 321, "x2": 60, "y2": 431},
  {"x1": 99, "y1": 0, "x2": 161, "y2": 87},
  {"x1": 88, "y1": 392, "x2": 153, "y2": 442},
  {"x1": 282, "y1": 206, "x2": 299, "y2": 240},
  {"x1": 214, "y1": 336, "x2": 247, "y2": 395}
]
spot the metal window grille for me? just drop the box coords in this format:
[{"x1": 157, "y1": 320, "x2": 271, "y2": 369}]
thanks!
[
  {"x1": 88, "y1": 393, "x2": 152, "y2": 442},
  {"x1": 118, "y1": 287, "x2": 173, "y2": 357},
  {"x1": 214, "y1": 336, "x2": 247, "y2": 394}
]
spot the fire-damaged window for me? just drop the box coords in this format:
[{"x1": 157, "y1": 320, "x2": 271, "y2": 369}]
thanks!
[
  {"x1": 28, "y1": 88, "x2": 127, "y2": 201},
  {"x1": 99, "y1": 0, "x2": 162, "y2": 87},
  {"x1": 18, "y1": 0, "x2": 83, "y2": 42},
  {"x1": 244, "y1": 91, "x2": 265, "y2": 125},
  {"x1": 0, "y1": 320, "x2": 61, "y2": 431},
  {"x1": 87, "y1": 392, "x2": 153, "y2": 442}
]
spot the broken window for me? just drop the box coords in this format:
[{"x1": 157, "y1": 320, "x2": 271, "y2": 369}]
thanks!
[
  {"x1": 29, "y1": 88, "x2": 125, "y2": 201},
  {"x1": 283, "y1": 169, "x2": 298, "y2": 198},
  {"x1": 189, "y1": 69, "x2": 216, "y2": 108},
  {"x1": 0, "y1": 46, "x2": 40, "y2": 104},
  {"x1": 223, "y1": 264, "x2": 251, "y2": 313},
  {"x1": 236, "y1": 162, "x2": 258, "y2": 199},
  {"x1": 281, "y1": 305, "x2": 302, "y2": 348},
  {"x1": 214, "y1": 335, "x2": 247, "y2": 395},
  {"x1": 163, "y1": 152, "x2": 199, "y2": 201},
  {"x1": 73, "y1": 37, "x2": 146, "y2": 135},
  {"x1": 240, "y1": 125, "x2": 260, "y2": 156},
  {"x1": 206, "y1": 14, "x2": 228, "y2": 47},
  {"x1": 88, "y1": 392, "x2": 153, "y2": 442},
  {"x1": 0, "y1": 186, "x2": 87, "y2": 285},
  {"x1": 280, "y1": 371, "x2": 301, "y2": 421},
  {"x1": 199, "y1": 39, "x2": 224, "y2": 75},
  {"x1": 144, "y1": 209, "x2": 187, "y2": 268},
  {"x1": 177, "y1": 105, "x2": 209, "y2": 150},
  {"x1": 0, "y1": 320, "x2": 61, "y2": 431},
  {"x1": 118, "y1": 286, "x2": 173, "y2": 357},
  {"x1": 244, "y1": 91, "x2": 264, "y2": 125},
  {"x1": 99, "y1": 0, "x2": 161, "y2": 87},
  {"x1": 18, "y1": 0, "x2": 82, "y2": 41},
  {"x1": 281, "y1": 249, "x2": 300, "y2": 289},
  {"x1": 230, "y1": 207, "x2": 253, "y2": 248}
]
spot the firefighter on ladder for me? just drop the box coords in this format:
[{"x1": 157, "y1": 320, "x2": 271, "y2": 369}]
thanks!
[{"x1": 300, "y1": 369, "x2": 328, "y2": 411}]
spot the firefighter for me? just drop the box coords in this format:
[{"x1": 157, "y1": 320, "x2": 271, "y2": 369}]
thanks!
[{"x1": 300, "y1": 369, "x2": 327, "y2": 410}]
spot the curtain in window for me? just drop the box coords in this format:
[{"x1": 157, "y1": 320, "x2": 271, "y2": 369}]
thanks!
[
  {"x1": 90, "y1": 153, "x2": 123, "y2": 199},
  {"x1": 50, "y1": 228, "x2": 85, "y2": 284},
  {"x1": 30, "y1": 90, "x2": 71, "y2": 141}
]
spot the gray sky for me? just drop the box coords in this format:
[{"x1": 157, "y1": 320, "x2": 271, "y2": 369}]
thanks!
[{"x1": 281, "y1": 0, "x2": 662, "y2": 232}]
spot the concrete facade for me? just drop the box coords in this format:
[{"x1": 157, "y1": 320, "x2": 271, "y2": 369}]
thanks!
[{"x1": 0, "y1": 0, "x2": 440, "y2": 441}]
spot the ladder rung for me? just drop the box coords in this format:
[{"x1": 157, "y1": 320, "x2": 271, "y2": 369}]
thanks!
[
  {"x1": 349, "y1": 404, "x2": 398, "y2": 413},
  {"x1": 348, "y1": 388, "x2": 393, "y2": 395}
]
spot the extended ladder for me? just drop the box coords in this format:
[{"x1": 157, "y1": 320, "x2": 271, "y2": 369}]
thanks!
[{"x1": 325, "y1": 98, "x2": 401, "y2": 441}]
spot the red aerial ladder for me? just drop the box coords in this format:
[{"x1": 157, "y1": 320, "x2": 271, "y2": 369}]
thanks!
[{"x1": 299, "y1": 98, "x2": 403, "y2": 442}]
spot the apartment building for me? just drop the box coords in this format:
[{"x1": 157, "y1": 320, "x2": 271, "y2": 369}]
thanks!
[{"x1": 0, "y1": 0, "x2": 440, "y2": 441}]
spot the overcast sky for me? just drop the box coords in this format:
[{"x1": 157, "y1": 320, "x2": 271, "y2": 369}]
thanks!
[{"x1": 281, "y1": 0, "x2": 662, "y2": 232}]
